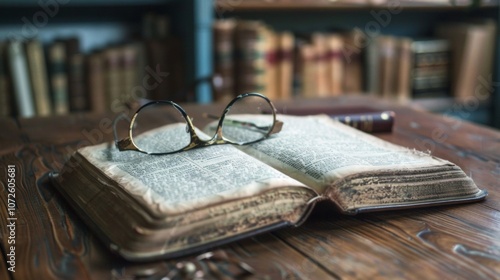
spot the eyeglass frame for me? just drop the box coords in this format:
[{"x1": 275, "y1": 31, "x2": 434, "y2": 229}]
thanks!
[{"x1": 113, "y1": 92, "x2": 284, "y2": 155}]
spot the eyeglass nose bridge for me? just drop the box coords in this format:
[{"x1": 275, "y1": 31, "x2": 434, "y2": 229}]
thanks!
[{"x1": 180, "y1": 131, "x2": 227, "y2": 152}]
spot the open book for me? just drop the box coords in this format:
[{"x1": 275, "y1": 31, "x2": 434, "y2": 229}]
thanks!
[{"x1": 52, "y1": 115, "x2": 486, "y2": 261}]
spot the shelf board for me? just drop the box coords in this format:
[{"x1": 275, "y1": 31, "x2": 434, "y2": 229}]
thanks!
[{"x1": 214, "y1": 0, "x2": 499, "y2": 11}]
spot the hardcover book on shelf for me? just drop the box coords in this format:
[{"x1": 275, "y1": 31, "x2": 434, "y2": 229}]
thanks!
[
  {"x1": 342, "y1": 29, "x2": 364, "y2": 94},
  {"x1": 26, "y1": 40, "x2": 52, "y2": 116},
  {"x1": 213, "y1": 19, "x2": 237, "y2": 102},
  {"x1": 142, "y1": 13, "x2": 184, "y2": 102},
  {"x1": 410, "y1": 39, "x2": 450, "y2": 98},
  {"x1": 48, "y1": 42, "x2": 69, "y2": 115},
  {"x1": 0, "y1": 42, "x2": 11, "y2": 117},
  {"x1": 118, "y1": 44, "x2": 138, "y2": 107},
  {"x1": 7, "y1": 40, "x2": 36, "y2": 118},
  {"x1": 377, "y1": 36, "x2": 398, "y2": 99},
  {"x1": 52, "y1": 113, "x2": 485, "y2": 261},
  {"x1": 64, "y1": 38, "x2": 88, "y2": 112},
  {"x1": 395, "y1": 38, "x2": 412, "y2": 102},
  {"x1": 234, "y1": 21, "x2": 268, "y2": 96},
  {"x1": 277, "y1": 31, "x2": 294, "y2": 99},
  {"x1": 68, "y1": 53, "x2": 88, "y2": 112},
  {"x1": 299, "y1": 42, "x2": 317, "y2": 97},
  {"x1": 262, "y1": 27, "x2": 280, "y2": 100},
  {"x1": 312, "y1": 33, "x2": 330, "y2": 97},
  {"x1": 436, "y1": 20, "x2": 496, "y2": 101},
  {"x1": 86, "y1": 52, "x2": 107, "y2": 114},
  {"x1": 103, "y1": 47, "x2": 121, "y2": 111},
  {"x1": 327, "y1": 34, "x2": 344, "y2": 96},
  {"x1": 144, "y1": 36, "x2": 184, "y2": 102}
]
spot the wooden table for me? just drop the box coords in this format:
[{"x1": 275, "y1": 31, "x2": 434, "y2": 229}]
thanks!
[{"x1": 1, "y1": 96, "x2": 499, "y2": 279}]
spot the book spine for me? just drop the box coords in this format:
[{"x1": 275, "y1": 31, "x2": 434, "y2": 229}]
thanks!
[
  {"x1": 292, "y1": 38, "x2": 305, "y2": 97},
  {"x1": 119, "y1": 45, "x2": 138, "y2": 105},
  {"x1": 104, "y1": 48, "x2": 121, "y2": 110},
  {"x1": 343, "y1": 30, "x2": 364, "y2": 94},
  {"x1": 395, "y1": 38, "x2": 412, "y2": 102},
  {"x1": 327, "y1": 34, "x2": 344, "y2": 96},
  {"x1": 213, "y1": 19, "x2": 236, "y2": 102},
  {"x1": 168, "y1": 37, "x2": 184, "y2": 102},
  {"x1": 312, "y1": 33, "x2": 329, "y2": 97},
  {"x1": 331, "y1": 111, "x2": 395, "y2": 133},
  {"x1": 0, "y1": 42, "x2": 12, "y2": 117},
  {"x1": 7, "y1": 41, "x2": 35, "y2": 118},
  {"x1": 235, "y1": 21, "x2": 266, "y2": 95},
  {"x1": 411, "y1": 39, "x2": 450, "y2": 98},
  {"x1": 49, "y1": 42, "x2": 69, "y2": 115},
  {"x1": 300, "y1": 43, "x2": 316, "y2": 97},
  {"x1": 378, "y1": 36, "x2": 397, "y2": 99},
  {"x1": 64, "y1": 38, "x2": 88, "y2": 112},
  {"x1": 278, "y1": 107, "x2": 395, "y2": 133},
  {"x1": 278, "y1": 31, "x2": 294, "y2": 100},
  {"x1": 87, "y1": 53, "x2": 107, "y2": 113},
  {"x1": 263, "y1": 27, "x2": 279, "y2": 100},
  {"x1": 145, "y1": 40, "x2": 171, "y2": 101},
  {"x1": 69, "y1": 53, "x2": 88, "y2": 111},
  {"x1": 142, "y1": 14, "x2": 184, "y2": 102},
  {"x1": 26, "y1": 40, "x2": 52, "y2": 116}
]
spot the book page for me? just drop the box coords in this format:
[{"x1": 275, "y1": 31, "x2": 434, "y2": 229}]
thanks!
[
  {"x1": 78, "y1": 124, "x2": 312, "y2": 216},
  {"x1": 236, "y1": 115, "x2": 449, "y2": 193}
]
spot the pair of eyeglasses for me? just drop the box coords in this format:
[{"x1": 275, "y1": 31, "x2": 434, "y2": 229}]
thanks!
[{"x1": 113, "y1": 93, "x2": 283, "y2": 155}]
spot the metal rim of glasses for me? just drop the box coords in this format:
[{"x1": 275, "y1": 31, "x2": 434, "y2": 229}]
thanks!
[{"x1": 113, "y1": 93, "x2": 282, "y2": 155}]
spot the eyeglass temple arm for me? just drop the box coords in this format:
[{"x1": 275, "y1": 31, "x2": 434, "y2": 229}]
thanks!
[
  {"x1": 203, "y1": 113, "x2": 283, "y2": 134},
  {"x1": 270, "y1": 120, "x2": 283, "y2": 134},
  {"x1": 113, "y1": 113, "x2": 137, "y2": 151}
]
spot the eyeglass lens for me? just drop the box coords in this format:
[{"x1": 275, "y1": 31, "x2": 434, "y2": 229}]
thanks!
[
  {"x1": 130, "y1": 94, "x2": 275, "y2": 154},
  {"x1": 222, "y1": 95, "x2": 275, "y2": 144},
  {"x1": 131, "y1": 102, "x2": 191, "y2": 154}
]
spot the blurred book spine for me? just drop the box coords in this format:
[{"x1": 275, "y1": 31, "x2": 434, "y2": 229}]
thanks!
[
  {"x1": 86, "y1": 52, "x2": 107, "y2": 114},
  {"x1": 49, "y1": 42, "x2": 69, "y2": 115},
  {"x1": 436, "y1": 19, "x2": 496, "y2": 101},
  {"x1": 64, "y1": 38, "x2": 88, "y2": 112},
  {"x1": 213, "y1": 19, "x2": 236, "y2": 102},
  {"x1": 26, "y1": 40, "x2": 52, "y2": 116},
  {"x1": 8, "y1": 41, "x2": 35, "y2": 118},
  {"x1": 410, "y1": 39, "x2": 450, "y2": 98},
  {"x1": 234, "y1": 21, "x2": 267, "y2": 96},
  {"x1": 278, "y1": 31, "x2": 294, "y2": 99},
  {"x1": 327, "y1": 35, "x2": 344, "y2": 96},
  {"x1": 0, "y1": 42, "x2": 12, "y2": 117}
]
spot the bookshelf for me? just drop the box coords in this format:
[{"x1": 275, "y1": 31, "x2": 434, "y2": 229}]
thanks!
[
  {"x1": 1, "y1": 0, "x2": 499, "y2": 128},
  {"x1": 213, "y1": 0, "x2": 500, "y2": 128},
  {"x1": 0, "y1": 0, "x2": 214, "y2": 118}
]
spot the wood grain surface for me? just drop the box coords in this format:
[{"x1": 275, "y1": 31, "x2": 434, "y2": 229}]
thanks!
[{"x1": 0, "y1": 96, "x2": 499, "y2": 279}]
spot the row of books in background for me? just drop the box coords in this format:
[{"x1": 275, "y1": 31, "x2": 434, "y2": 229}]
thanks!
[
  {"x1": 0, "y1": 13, "x2": 184, "y2": 118},
  {"x1": 1, "y1": 16, "x2": 496, "y2": 118},
  {"x1": 212, "y1": 18, "x2": 497, "y2": 103}
]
